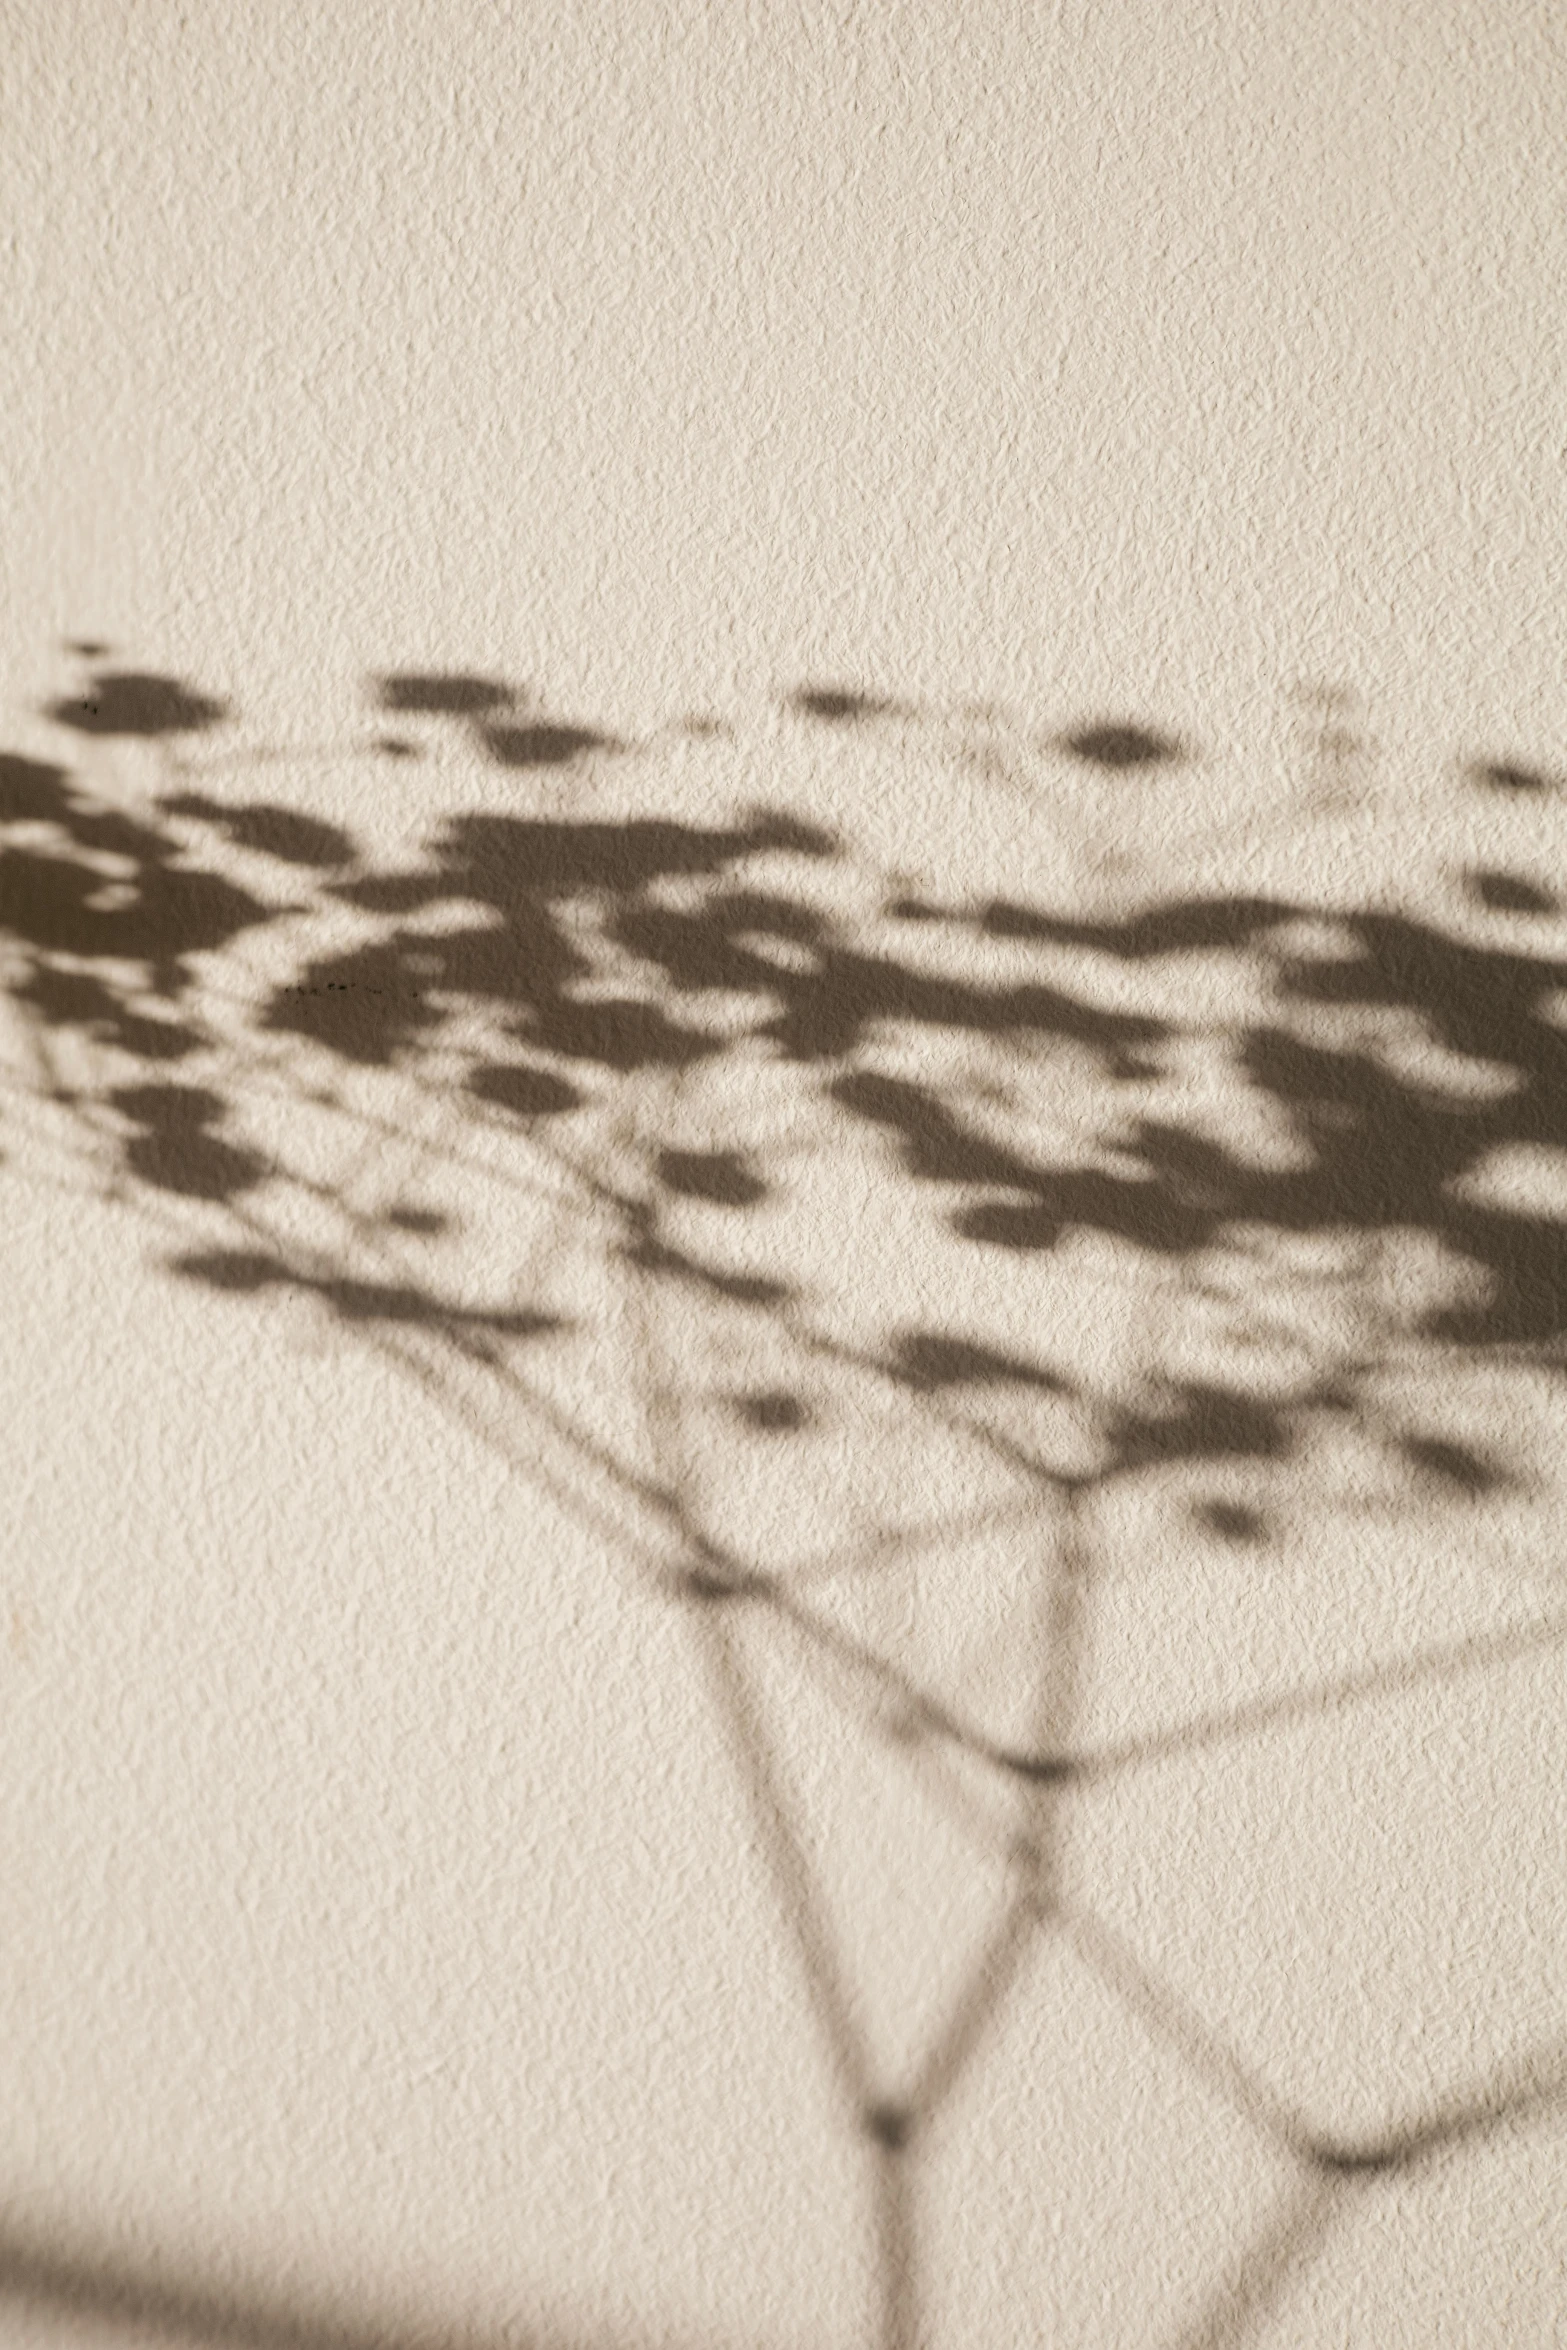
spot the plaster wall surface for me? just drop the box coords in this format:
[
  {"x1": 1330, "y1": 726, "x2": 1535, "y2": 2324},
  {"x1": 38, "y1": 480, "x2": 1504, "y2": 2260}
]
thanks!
[{"x1": 3, "y1": 7, "x2": 1566, "y2": 2347}]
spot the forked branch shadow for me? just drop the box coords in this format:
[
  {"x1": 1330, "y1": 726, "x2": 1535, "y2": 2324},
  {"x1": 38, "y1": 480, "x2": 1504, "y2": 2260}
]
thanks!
[{"x1": 4, "y1": 656, "x2": 1565, "y2": 2348}]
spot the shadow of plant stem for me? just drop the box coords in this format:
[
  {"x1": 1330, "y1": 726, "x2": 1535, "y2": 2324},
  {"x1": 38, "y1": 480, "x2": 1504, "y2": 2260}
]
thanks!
[{"x1": 3, "y1": 659, "x2": 1565, "y2": 2349}]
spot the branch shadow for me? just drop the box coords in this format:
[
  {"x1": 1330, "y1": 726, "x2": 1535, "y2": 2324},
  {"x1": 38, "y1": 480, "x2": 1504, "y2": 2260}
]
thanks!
[{"x1": 4, "y1": 656, "x2": 1565, "y2": 2349}]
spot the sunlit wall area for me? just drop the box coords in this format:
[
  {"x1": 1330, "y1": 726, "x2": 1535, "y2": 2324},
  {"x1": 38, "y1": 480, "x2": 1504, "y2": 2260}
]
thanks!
[{"x1": 4, "y1": 8, "x2": 1566, "y2": 2348}]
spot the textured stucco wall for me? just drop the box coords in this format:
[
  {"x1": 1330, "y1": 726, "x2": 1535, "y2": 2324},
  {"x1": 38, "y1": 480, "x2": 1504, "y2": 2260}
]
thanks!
[{"x1": 4, "y1": 7, "x2": 1567, "y2": 2346}]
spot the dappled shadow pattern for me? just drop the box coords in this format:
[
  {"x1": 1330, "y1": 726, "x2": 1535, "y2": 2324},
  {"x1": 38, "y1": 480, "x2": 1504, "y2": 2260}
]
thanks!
[{"x1": 3, "y1": 657, "x2": 1565, "y2": 2349}]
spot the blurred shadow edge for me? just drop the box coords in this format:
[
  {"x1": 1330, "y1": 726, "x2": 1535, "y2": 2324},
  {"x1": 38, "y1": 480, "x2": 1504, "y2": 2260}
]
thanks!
[{"x1": 0, "y1": 2216, "x2": 667, "y2": 2350}]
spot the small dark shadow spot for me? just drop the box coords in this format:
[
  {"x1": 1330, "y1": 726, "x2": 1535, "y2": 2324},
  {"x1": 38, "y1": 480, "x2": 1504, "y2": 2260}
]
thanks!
[
  {"x1": 886, "y1": 896, "x2": 940, "y2": 921},
  {"x1": 170, "y1": 1249, "x2": 287, "y2": 1292},
  {"x1": 889, "y1": 1330, "x2": 1059, "y2": 1391},
  {"x1": 1468, "y1": 759, "x2": 1551, "y2": 795},
  {"x1": 711, "y1": 1266, "x2": 790, "y2": 1305},
  {"x1": 955, "y1": 1200, "x2": 1062, "y2": 1251},
  {"x1": 734, "y1": 1389, "x2": 808, "y2": 1432},
  {"x1": 790, "y1": 685, "x2": 893, "y2": 724},
  {"x1": 864, "y1": 2103, "x2": 913, "y2": 2152},
  {"x1": 469, "y1": 1062, "x2": 583, "y2": 1119},
  {"x1": 374, "y1": 673, "x2": 513, "y2": 716},
  {"x1": 1467, "y1": 868, "x2": 1558, "y2": 916},
  {"x1": 483, "y1": 723, "x2": 616, "y2": 768},
  {"x1": 1312, "y1": 2141, "x2": 1396, "y2": 2177},
  {"x1": 680, "y1": 1567, "x2": 758, "y2": 1603},
  {"x1": 385, "y1": 1205, "x2": 448, "y2": 1235},
  {"x1": 1057, "y1": 723, "x2": 1182, "y2": 770},
  {"x1": 46, "y1": 673, "x2": 228, "y2": 737},
  {"x1": 1114, "y1": 1385, "x2": 1290, "y2": 1469},
  {"x1": 1400, "y1": 1435, "x2": 1503, "y2": 1493},
  {"x1": 1196, "y1": 1499, "x2": 1268, "y2": 1544},
  {"x1": 741, "y1": 808, "x2": 839, "y2": 858},
  {"x1": 656, "y1": 1148, "x2": 767, "y2": 1207},
  {"x1": 375, "y1": 735, "x2": 420, "y2": 759},
  {"x1": 314, "y1": 1280, "x2": 560, "y2": 1337}
]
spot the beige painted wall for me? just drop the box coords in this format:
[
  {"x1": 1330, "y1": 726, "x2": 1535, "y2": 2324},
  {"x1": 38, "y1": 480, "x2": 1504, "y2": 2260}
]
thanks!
[{"x1": 3, "y1": 6, "x2": 1566, "y2": 2345}]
